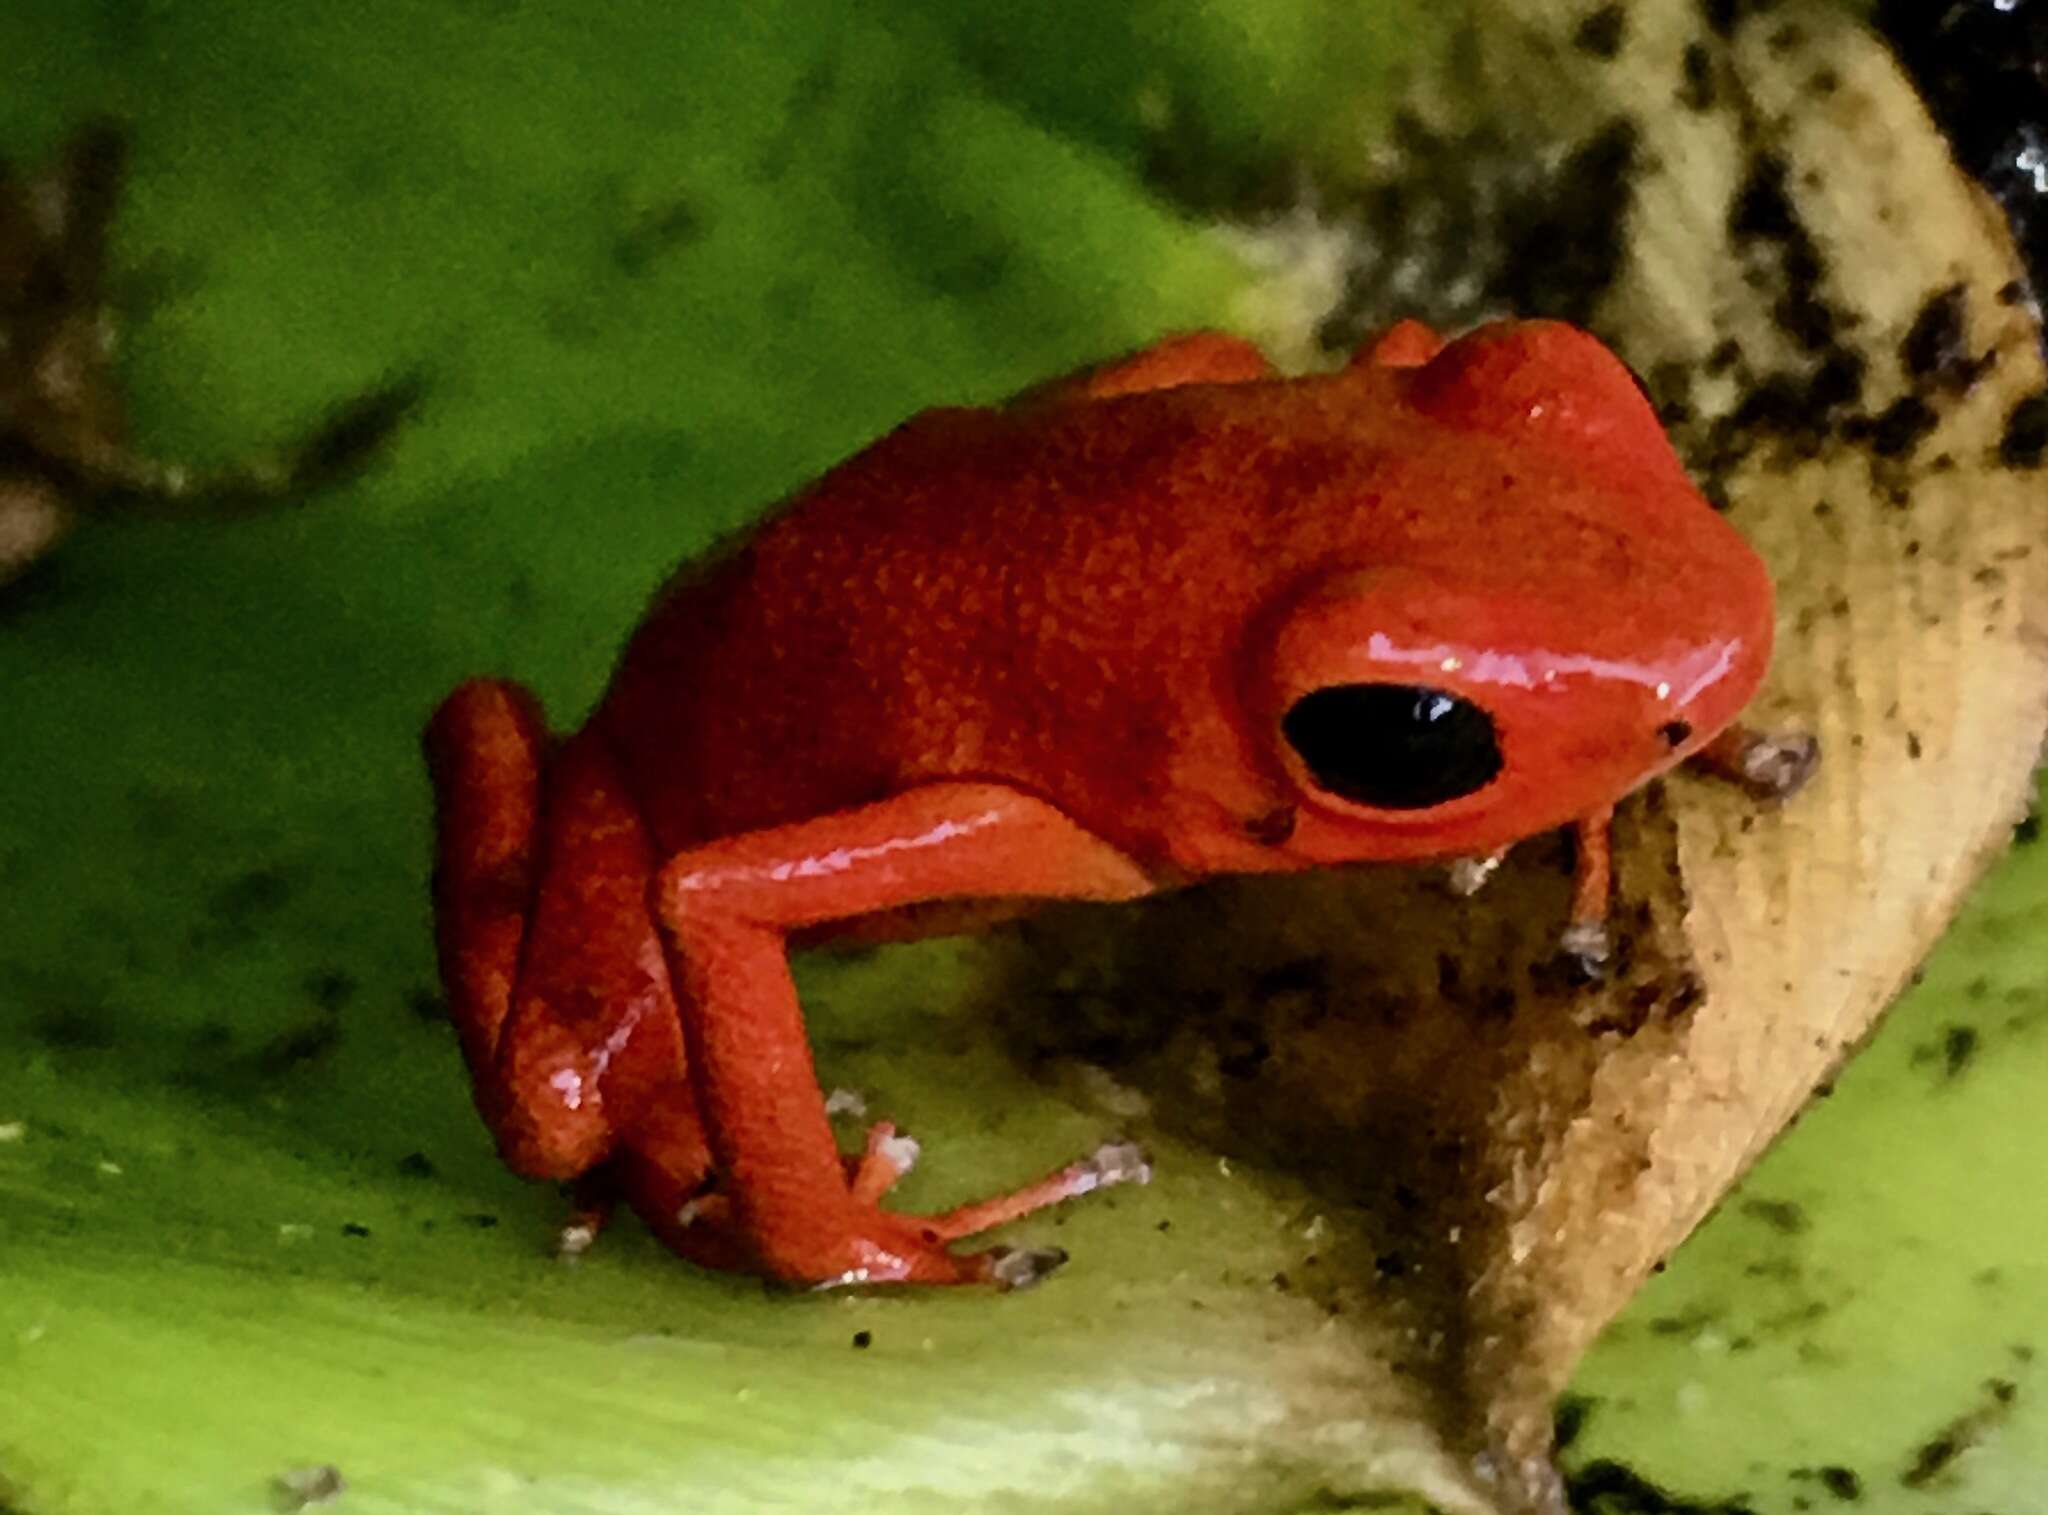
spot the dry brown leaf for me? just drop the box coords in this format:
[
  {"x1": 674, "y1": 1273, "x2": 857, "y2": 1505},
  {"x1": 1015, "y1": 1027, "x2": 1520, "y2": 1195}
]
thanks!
[{"x1": 993, "y1": 5, "x2": 2048, "y2": 1510}]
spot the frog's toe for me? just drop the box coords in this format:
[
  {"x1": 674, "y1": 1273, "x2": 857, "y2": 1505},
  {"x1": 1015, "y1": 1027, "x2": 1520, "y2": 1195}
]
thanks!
[
  {"x1": 917, "y1": 1138, "x2": 1151, "y2": 1245},
  {"x1": 984, "y1": 1244, "x2": 1071, "y2": 1291},
  {"x1": 849, "y1": 1121, "x2": 923, "y2": 1204}
]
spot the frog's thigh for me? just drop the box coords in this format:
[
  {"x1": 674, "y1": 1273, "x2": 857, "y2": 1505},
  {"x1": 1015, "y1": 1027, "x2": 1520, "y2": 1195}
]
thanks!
[
  {"x1": 425, "y1": 680, "x2": 550, "y2": 1095},
  {"x1": 489, "y1": 728, "x2": 709, "y2": 1186},
  {"x1": 650, "y1": 783, "x2": 1152, "y2": 1279},
  {"x1": 1014, "y1": 330, "x2": 1275, "y2": 404}
]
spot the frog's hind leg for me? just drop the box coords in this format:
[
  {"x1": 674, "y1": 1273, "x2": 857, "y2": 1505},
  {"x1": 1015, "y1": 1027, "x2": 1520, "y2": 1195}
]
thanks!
[
  {"x1": 425, "y1": 679, "x2": 551, "y2": 1098},
  {"x1": 426, "y1": 681, "x2": 716, "y2": 1250}
]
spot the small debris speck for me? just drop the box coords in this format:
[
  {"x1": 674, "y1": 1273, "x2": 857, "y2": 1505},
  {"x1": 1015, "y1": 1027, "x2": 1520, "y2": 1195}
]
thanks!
[
  {"x1": 852, "y1": 1329, "x2": 873, "y2": 1349},
  {"x1": 822, "y1": 1087, "x2": 868, "y2": 1119},
  {"x1": 271, "y1": 1463, "x2": 346, "y2": 1511}
]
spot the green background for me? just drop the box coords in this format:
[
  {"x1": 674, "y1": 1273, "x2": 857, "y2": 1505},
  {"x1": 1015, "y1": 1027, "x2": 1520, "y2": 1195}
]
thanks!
[{"x1": 2, "y1": 3, "x2": 2043, "y2": 1511}]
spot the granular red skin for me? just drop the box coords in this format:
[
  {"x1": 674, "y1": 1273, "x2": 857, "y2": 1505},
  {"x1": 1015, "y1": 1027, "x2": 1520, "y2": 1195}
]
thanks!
[{"x1": 425, "y1": 319, "x2": 1775, "y2": 1286}]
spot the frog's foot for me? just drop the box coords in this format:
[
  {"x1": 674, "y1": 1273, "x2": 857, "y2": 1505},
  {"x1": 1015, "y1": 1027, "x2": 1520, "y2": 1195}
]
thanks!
[
  {"x1": 555, "y1": 1165, "x2": 619, "y2": 1260},
  {"x1": 1444, "y1": 848, "x2": 1507, "y2": 898},
  {"x1": 814, "y1": 1125, "x2": 1152, "y2": 1289},
  {"x1": 1692, "y1": 722, "x2": 1821, "y2": 800},
  {"x1": 1555, "y1": 918, "x2": 1613, "y2": 983},
  {"x1": 1553, "y1": 805, "x2": 1617, "y2": 982}
]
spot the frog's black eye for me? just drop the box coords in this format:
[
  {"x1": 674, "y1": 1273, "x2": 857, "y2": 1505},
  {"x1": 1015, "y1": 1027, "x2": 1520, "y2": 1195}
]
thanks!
[{"x1": 1281, "y1": 684, "x2": 1502, "y2": 810}]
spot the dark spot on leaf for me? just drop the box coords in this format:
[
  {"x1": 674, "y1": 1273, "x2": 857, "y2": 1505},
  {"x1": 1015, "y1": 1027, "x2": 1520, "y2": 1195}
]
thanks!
[
  {"x1": 1861, "y1": 395, "x2": 1940, "y2": 460},
  {"x1": 1679, "y1": 41, "x2": 1716, "y2": 110},
  {"x1": 1815, "y1": 1465, "x2": 1862, "y2": 1501},
  {"x1": 1805, "y1": 348, "x2": 1866, "y2": 414},
  {"x1": 1215, "y1": 1019, "x2": 1271, "y2": 1078},
  {"x1": 306, "y1": 970, "x2": 358, "y2": 1013},
  {"x1": 1574, "y1": 4, "x2": 1628, "y2": 58},
  {"x1": 1998, "y1": 392, "x2": 2048, "y2": 469},
  {"x1": 1565, "y1": 1457, "x2": 1760, "y2": 1513},
  {"x1": 1554, "y1": 1393, "x2": 1597, "y2": 1452},
  {"x1": 1943, "y1": 1024, "x2": 1980, "y2": 1078},
  {"x1": 33, "y1": 1009, "x2": 116, "y2": 1050},
  {"x1": 1728, "y1": 152, "x2": 1839, "y2": 352},
  {"x1": 341, "y1": 1222, "x2": 371, "y2": 1239},
  {"x1": 1741, "y1": 1197, "x2": 1808, "y2": 1235},
  {"x1": 1730, "y1": 153, "x2": 1798, "y2": 240},
  {"x1": 254, "y1": 1018, "x2": 343, "y2": 1077},
  {"x1": 397, "y1": 1151, "x2": 438, "y2": 1179},
  {"x1": 1901, "y1": 1376, "x2": 2021, "y2": 1487},
  {"x1": 1766, "y1": 21, "x2": 1805, "y2": 54},
  {"x1": 613, "y1": 200, "x2": 705, "y2": 275},
  {"x1": 1900, "y1": 284, "x2": 1977, "y2": 391},
  {"x1": 1251, "y1": 957, "x2": 1326, "y2": 1000},
  {"x1": 208, "y1": 866, "x2": 296, "y2": 921},
  {"x1": 464, "y1": 1212, "x2": 500, "y2": 1229},
  {"x1": 851, "y1": 1329, "x2": 872, "y2": 1349},
  {"x1": 1649, "y1": 1305, "x2": 1720, "y2": 1337},
  {"x1": 1494, "y1": 118, "x2": 1638, "y2": 325}
]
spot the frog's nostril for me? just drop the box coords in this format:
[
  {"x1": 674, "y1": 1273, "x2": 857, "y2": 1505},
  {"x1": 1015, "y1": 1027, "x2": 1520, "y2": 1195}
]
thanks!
[{"x1": 1658, "y1": 719, "x2": 1694, "y2": 749}]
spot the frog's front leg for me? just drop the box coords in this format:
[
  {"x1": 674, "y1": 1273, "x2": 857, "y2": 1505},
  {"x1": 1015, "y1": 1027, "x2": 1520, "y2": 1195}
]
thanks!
[{"x1": 651, "y1": 783, "x2": 1158, "y2": 1288}]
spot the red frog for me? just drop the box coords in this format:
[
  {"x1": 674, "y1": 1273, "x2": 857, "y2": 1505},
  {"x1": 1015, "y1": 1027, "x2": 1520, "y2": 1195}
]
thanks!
[{"x1": 425, "y1": 319, "x2": 1807, "y2": 1290}]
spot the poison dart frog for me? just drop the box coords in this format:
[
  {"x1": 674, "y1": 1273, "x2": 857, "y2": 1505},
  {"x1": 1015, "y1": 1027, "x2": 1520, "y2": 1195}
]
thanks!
[{"x1": 425, "y1": 319, "x2": 1811, "y2": 1289}]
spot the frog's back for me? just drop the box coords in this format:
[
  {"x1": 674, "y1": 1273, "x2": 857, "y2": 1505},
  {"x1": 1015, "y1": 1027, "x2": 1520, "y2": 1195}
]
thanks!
[
  {"x1": 593, "y1": 337, "x2": 1742, "y2": 862},
  {"x1": 596, "y1": 380, "x2": 1364, "y2": 855}
]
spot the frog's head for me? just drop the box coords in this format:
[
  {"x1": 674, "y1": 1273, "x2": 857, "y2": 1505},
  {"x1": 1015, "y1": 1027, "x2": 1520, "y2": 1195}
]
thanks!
[{"x1": 1250, "y1": 320, "x2": 1776, "y2": 861}]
